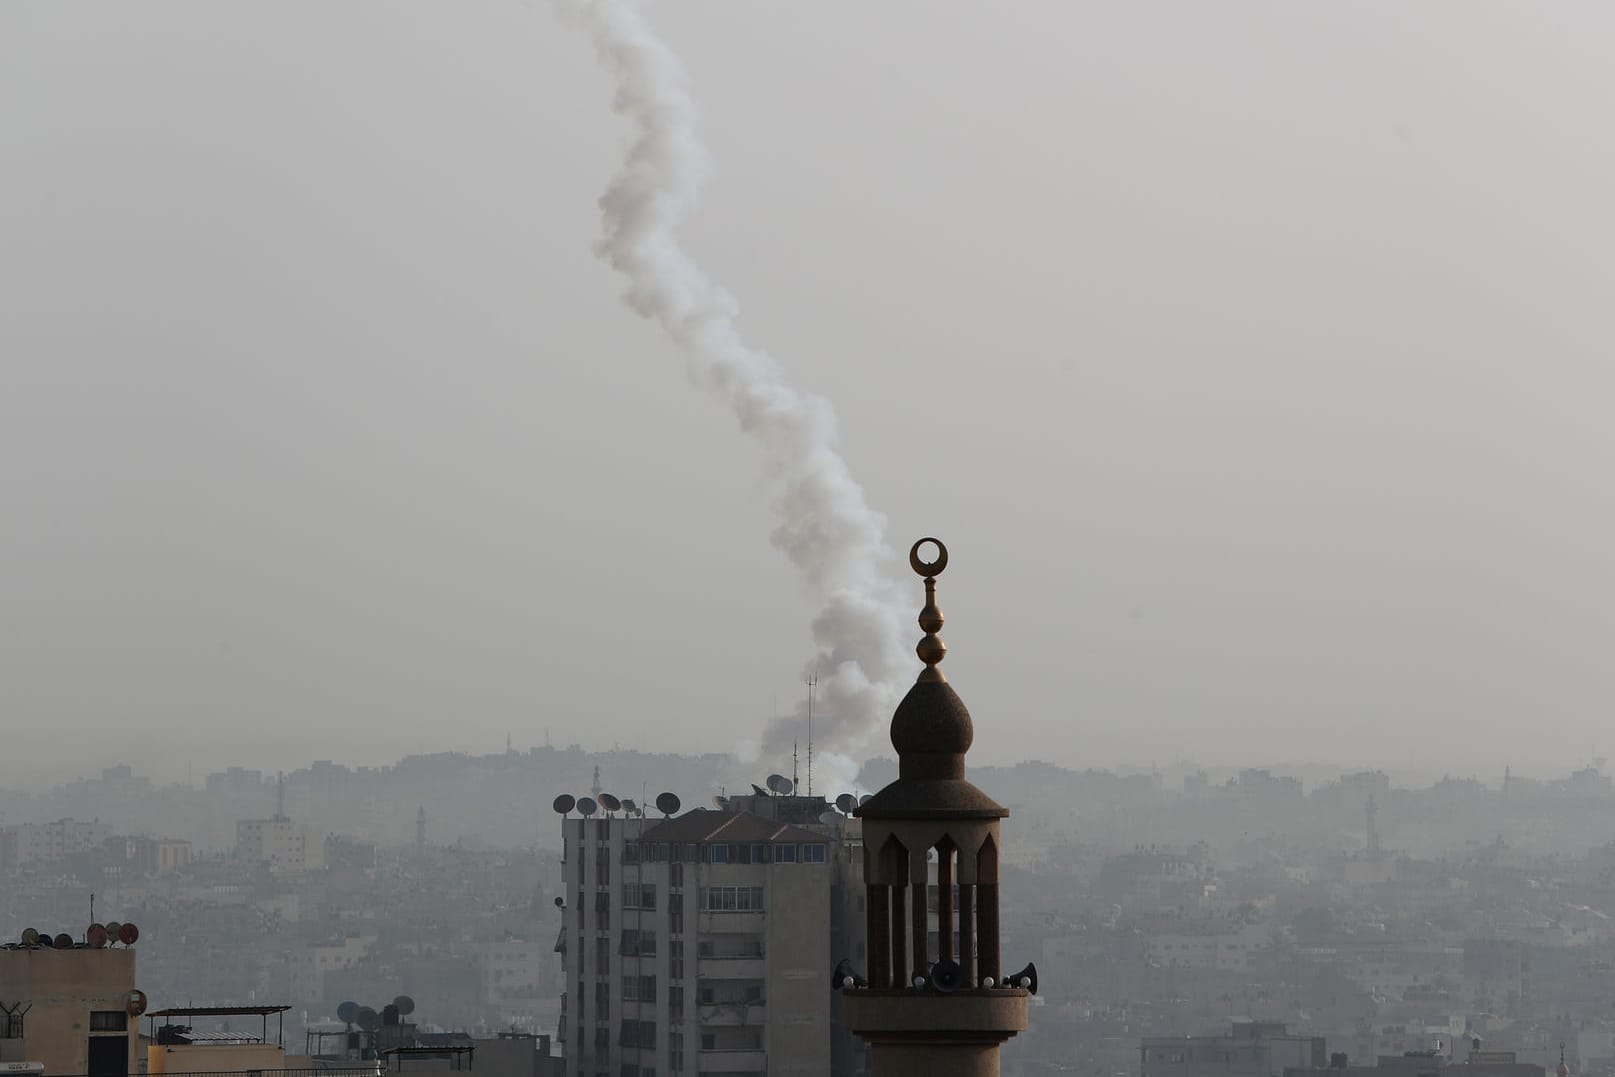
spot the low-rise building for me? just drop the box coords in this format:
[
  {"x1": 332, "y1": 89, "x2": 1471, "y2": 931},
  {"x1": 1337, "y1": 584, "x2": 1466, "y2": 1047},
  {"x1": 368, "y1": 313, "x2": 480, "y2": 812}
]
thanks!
[
  {"x1": 1142, "y1": 1020, "x2": 1326, "y2": 1077},
  {"x1": 0, "y1": 935, "x2": 140, "y2": 1077}
]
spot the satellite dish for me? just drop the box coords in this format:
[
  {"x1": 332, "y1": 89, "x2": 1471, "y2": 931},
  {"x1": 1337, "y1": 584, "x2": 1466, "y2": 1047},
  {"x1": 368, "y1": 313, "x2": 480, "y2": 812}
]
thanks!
[
  {"x1": 552, "y1": 794, "x2": 575, "y2": 815},
  {"x1": 337, "y1": 1001, "x2": 360, "y2": 1024},
  {"x1": 381, "y1": 1004, "x2": 400, "y2": 1027},
  {"x1": 87, "y1": 924, "x2": 109, "y2": 948},
  {"x1": 117, "y1": 923, "x2": 140, "y2": 946},
  {"x1": 655, "y1": 792, "x2": 680, "y2": 817},
  {"x1": 126, "y1": 989, "x2": 148, "y2": 1018},
  {"x1": 620, "y1": 799, "x2": 638, "y2": 815},
  {"x1": 393, "y1": 995, "x2": 415, "y2": 1017},
  {"x1": 767, "y1": 774, "x2": 794, "y2": 795},
  {"x1": 858, "y1": 794, "x2": 872, "y2": 806},
  {"x1": 576, "y1": 797, "x2": 597, "y2": 817},
  {"x1": 598, "y1": 793, "x2": 622, "y2": 813},
  {"x1": 818, "y1": 811, "x2": 842, "y2": 825},
  {"x1": 355, "y1": 1006, "x2": 381, "y2": 1032},
  {"x1": 553, "y1": 896, "x2": 565, "y2": 909},
  {"x1": 36, "y1": 933, "x2": 54, "y2": 948},
  {"x1": 104, "y1": 921, "x2": 122, "y2": 941},
  {"x1": 53, "y1": 933, "x2": 74, "y2": 949},
  {"x1": 19, "y1": 929, "x2": 38, "y2": 946},
  {"x1": 835, "y1": 793, "x2": 857, "y2": 814}
]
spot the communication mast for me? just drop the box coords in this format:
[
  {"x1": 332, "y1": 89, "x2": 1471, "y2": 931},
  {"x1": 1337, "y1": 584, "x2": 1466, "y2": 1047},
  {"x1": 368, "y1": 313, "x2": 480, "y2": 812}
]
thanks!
[{"x1": 804, "y1": 674, "x2": 818, "y2": 797}]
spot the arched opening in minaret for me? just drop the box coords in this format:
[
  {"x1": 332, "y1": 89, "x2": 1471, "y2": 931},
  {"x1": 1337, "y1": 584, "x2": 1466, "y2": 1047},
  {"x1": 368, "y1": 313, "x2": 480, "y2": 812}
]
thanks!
[{"x1": 976, "y1": 833, "x2": 1001, "y2": 982}]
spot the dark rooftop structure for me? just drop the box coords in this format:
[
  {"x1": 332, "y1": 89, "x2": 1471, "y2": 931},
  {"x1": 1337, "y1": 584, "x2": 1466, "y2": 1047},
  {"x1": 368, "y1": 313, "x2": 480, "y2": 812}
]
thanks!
[{"x1": 636, "y1": 808, "x2": 827, "y2": 845}]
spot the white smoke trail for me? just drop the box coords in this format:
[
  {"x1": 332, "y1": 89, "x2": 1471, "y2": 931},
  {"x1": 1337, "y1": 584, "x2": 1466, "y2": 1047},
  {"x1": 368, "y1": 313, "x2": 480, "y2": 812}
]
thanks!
[{"x1": 560, "y1": 0, "x2": 909, "y2": 775}]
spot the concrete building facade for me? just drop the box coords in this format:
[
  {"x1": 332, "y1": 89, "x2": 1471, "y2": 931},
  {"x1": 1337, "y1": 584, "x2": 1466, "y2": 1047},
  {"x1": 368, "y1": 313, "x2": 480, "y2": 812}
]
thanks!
[
  {"x1": 1142, "y1": 1021, "x2": 1326, "y2": 1077},
  {"x1": 0, "y1": 943, "x2": 140, "y2": 1077},
  {"x1": 236, "y1": 817, "x2": 307, "y2": 875},
  {"x1": 557, "y1": 792, "x2": 864, "y2": 1077},
  {"x1": 1, "y1": 819, "x2": 114, "y2": 869}
]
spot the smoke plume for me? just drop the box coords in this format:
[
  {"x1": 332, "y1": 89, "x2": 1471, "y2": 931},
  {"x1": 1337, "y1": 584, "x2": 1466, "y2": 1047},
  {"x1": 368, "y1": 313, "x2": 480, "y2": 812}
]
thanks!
[{"x1": 560, "y1": 0, "x2": 909, "y2": 777}]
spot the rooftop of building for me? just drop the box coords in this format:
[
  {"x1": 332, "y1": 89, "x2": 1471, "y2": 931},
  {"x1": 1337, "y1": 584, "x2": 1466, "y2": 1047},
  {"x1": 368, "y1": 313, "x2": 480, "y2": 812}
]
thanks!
[{"x1": 636, "y1": 809, "x2": 830, "y2": 845}]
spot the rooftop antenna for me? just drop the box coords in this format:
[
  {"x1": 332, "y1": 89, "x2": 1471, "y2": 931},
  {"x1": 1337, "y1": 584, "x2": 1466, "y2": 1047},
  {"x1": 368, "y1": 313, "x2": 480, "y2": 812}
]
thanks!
[
  {"x1": 792, "y1": 740, "x2": 799, "y2": 794},
  {"x1": 805, "y1": 673, "x2": 818, "y2": 797}
]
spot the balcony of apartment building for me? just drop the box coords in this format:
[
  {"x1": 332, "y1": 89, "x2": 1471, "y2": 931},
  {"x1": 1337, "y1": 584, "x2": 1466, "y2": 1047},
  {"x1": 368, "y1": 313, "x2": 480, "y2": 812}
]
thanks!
[
  {"x1": 697, "y1": 885, "x2": 767, "y2": 935},
  {"x1": 696, "y1": 936, "x2": 766, "y2": 980},
  {"x1": 697, "y1": 1026, "x2": 765, "y2": 1073},
  {"x1": 696, "y1": 979, "x2": 766, "y2": 1027}
]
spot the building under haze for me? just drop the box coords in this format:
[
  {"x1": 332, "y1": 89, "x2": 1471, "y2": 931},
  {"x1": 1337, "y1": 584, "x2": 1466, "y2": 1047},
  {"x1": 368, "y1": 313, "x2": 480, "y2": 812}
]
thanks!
[
  {"x1": 556, "y1": 786, "x2": 865, "y2": 1077},
  {"x1": 0, "y1": 818, "x2": 113, "y2": 870},
  {"x1": 1142, "y1": 1020, "x2": 1327, "y2": 1077},
  {"x1": 0, "y1": 933, "x2": 140, "y2": 1077}
]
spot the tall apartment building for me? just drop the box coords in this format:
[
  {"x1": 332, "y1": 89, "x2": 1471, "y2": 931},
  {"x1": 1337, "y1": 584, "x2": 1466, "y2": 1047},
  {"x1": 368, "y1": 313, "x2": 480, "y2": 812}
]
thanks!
[
  {"x1": 0, "y1": 818, "x2": 113, "y2": 869},
  {"x1": 236, "y1": 817, "x2": 306, "y2": 875},
  {"x1": 557, "y1": 790, "x2": 866, "y2": 1077}
]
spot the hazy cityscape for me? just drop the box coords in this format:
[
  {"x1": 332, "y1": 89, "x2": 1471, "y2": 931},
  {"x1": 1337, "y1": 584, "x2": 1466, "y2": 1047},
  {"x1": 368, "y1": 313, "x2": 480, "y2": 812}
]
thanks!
[
  {"x1": 7, "y1": 748, "x2": 1615, "y2": 1075},
  {"x1": 6, "y1": 1, "x2": 1613, "y2": 1076}
]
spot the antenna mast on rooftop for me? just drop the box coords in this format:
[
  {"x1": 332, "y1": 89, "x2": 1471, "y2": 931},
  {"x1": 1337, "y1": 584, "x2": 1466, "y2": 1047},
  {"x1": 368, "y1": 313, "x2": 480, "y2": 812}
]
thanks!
[{"x1": 805, "y1": 674, "x2": 818, "y2": 797}]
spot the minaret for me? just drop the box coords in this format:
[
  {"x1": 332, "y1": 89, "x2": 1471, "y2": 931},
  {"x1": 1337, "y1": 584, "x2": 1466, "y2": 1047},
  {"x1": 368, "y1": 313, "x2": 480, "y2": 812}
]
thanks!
[{"x1": 843, "y1": 539, "x2": 1031, "y2": 1077}]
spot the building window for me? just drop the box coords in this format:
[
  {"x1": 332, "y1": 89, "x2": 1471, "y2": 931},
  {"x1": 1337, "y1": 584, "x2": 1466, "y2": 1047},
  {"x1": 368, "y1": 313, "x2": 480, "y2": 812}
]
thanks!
[
  {"x1": 775, "y1": 843, "x2": 797, "y2": 863},
  {"x1": 669, "y1": 940, "x2": 684, "y2": 980},
  {"x1": 623, "y1": 883, "x2": 656, "y2": 909},
  {"x1": 668, "y1": 985, "x2": 684, "y2": 1018},
  {"x1": 90, "y1": 1012, "x2": 128, "y2": 1032},
  {"x1": 669, "y1": 862, "x2": 683, "y2": 888},
  {"x1": 802, "y1": 843, "x2": 827, "y2": 863},
  {"x1": 710, "y1": 844, "x2": 729, "y2": 864},
  {"x1": 620, "y1": 929, "x2": 657, "y2": 957},
  {"x1": 703, "y1": 886, "x2": 765, "y2": 912}
]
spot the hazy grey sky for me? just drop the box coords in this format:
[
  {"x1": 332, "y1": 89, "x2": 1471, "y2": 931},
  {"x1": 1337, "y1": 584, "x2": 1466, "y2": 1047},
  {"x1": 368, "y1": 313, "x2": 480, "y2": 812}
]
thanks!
[{"x1": 3, "y1": 2, "x2": 1612, "y2": 788}]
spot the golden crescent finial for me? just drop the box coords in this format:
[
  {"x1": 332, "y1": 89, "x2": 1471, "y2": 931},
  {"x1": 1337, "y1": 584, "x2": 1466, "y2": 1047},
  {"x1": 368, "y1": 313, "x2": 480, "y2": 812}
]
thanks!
[
  {"x1": 909, "y1": 537, "x2": 948, "y2": 578},
  {"x1": 909, "y1": 538, "x2": 948, "y2": 682}
]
